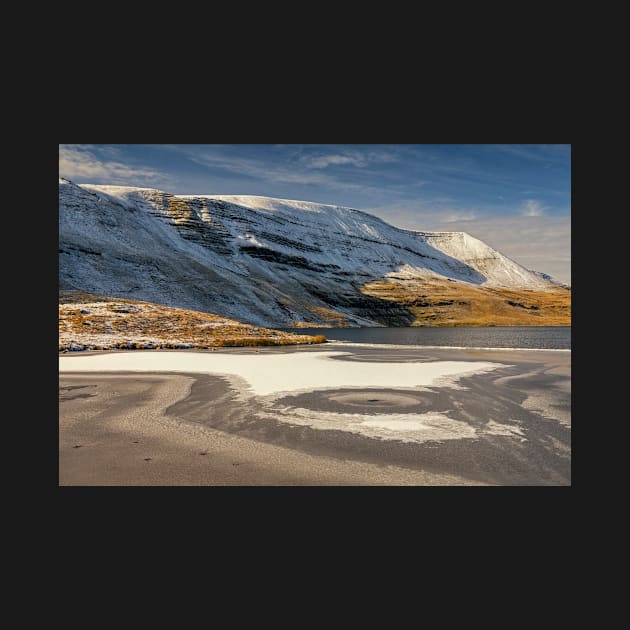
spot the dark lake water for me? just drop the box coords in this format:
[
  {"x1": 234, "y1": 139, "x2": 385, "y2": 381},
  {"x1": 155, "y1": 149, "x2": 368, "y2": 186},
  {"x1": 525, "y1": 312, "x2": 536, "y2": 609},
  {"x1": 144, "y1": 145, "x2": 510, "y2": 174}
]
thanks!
[{"x1": 283, "y1": 326, "x2": 571, "y2": 350}]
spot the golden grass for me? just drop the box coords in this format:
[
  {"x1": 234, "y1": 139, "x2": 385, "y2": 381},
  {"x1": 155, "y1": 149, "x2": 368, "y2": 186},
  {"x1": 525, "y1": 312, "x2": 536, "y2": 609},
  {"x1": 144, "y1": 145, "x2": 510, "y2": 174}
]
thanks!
[
  {"x1": 300, "y1": 304, "x2": 349, "y2": 327},
  {"x1": 361, "y1": 278, "x2": 571, "y2": 326},
  {"x1": 59, "y1": 291, "x2": 327, "y2": 351}
]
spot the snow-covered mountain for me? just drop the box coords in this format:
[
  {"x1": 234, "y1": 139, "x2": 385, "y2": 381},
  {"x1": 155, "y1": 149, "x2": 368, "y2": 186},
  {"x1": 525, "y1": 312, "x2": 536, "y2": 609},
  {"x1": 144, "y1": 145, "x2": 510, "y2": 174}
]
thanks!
[{"x1": 59, "y1": 179, "x2": 565, "y2": 327}]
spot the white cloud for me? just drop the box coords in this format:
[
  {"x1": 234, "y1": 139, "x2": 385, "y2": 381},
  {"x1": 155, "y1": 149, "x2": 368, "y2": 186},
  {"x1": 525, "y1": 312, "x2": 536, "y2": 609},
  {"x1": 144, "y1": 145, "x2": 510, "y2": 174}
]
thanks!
[
  {"x1": 521, "y1": 199, "x2": 545, "y2": 216},
  {"x1": 442, "y1": 211, "x2": 477, "y2": 223},
  {"x1": 59, "y1": 145, "x2": 170, "y2": 186},
  {"x1": 307, "y1": 154, "x2": 367, "y2": 169},
  {"x1": 302, "y1": 150, "x2": 398, "y2": 170}
]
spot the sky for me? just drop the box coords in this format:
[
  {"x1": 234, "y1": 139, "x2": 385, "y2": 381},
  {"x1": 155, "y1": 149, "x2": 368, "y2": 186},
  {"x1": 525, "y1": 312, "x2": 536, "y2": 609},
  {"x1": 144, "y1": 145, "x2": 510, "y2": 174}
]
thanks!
[{"x1": 59, "y1": 144, "x2": 571, "y2": 284}]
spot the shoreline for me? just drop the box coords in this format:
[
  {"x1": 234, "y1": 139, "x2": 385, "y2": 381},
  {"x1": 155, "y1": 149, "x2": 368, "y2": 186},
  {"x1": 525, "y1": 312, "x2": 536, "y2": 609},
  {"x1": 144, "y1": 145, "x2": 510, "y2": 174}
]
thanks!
[
  {"x1": 59, "y1": 340, "x2": 571, "y2": 357},
  {"x1": 324, "y1": 341, "x2": 569, "y2": 352}
]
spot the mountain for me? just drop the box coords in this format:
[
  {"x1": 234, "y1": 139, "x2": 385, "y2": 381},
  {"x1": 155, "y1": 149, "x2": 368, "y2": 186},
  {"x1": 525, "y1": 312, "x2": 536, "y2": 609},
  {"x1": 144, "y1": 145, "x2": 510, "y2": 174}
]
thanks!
[{"x1": 59, "y1": 179, "x2": 570, "y2": 327}]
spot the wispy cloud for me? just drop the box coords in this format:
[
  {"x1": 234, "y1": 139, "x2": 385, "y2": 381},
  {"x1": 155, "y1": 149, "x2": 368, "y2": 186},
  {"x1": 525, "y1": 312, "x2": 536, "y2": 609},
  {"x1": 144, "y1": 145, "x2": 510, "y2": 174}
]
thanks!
[
  {"x1": 184, "y1": 151, "x2": 342, "y2": 187},
  {"x1": 306, "y1": 154, "x2": 367, "y2": 169},
  {"x1": 442, "y1": 210, "x2": 477, "y2": 223},
  {"x1": 521, "y1": 199, "x2": 545, "y2": 216},
  {"x1": 302, "y1": 150, "x2": 398, "y2": 170},
  {"x1": 490, "y1": 144, "x2": 571, "y2": 163},
  {"x1": 169, "y1": 146, "x2": 398, "y2": 196},
  {"x1": 59, "y1": 145, "x2": 170, "y2": 186}
]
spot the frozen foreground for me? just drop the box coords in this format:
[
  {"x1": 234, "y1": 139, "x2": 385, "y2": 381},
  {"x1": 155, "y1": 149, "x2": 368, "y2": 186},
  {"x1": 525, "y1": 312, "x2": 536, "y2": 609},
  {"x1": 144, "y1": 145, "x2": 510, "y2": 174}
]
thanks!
[{"x1": 59, "y1": 344, "x2": 571, "y2": 485}]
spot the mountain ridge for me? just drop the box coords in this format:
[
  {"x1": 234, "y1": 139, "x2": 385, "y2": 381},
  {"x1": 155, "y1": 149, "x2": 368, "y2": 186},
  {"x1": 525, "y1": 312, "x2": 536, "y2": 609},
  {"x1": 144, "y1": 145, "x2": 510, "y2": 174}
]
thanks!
[{"x1": 59, "y1": 179, "x2": 570, "y2": 327}]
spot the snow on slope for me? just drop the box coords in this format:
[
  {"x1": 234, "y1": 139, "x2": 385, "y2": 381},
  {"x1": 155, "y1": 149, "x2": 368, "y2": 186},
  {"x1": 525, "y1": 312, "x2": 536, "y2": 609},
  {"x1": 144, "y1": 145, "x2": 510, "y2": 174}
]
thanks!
[
  {"x1": 416, "y1": 230, "x2": 547, "y2": 288},
  {"x1": 197, "y1": 194, "x2": 551, "y2": 288},
  {"x1": 59, "y1": 179, "x2": 557, "y2": 327}
]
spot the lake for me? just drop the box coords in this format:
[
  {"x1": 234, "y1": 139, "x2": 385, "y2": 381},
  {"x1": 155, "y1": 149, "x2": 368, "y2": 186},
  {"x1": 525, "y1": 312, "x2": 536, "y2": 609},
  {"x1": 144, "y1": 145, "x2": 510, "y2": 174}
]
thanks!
[{"x1": 283, "y1": 326, "x2": 571, "y2": 350}]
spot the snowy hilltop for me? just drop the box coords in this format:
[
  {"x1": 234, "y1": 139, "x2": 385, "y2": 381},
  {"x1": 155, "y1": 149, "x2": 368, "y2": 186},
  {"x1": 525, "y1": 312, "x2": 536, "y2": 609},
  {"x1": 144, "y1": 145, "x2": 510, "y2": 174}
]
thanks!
[{"x1": 59, "y1": 179, "x2": 569, "y2": 327}]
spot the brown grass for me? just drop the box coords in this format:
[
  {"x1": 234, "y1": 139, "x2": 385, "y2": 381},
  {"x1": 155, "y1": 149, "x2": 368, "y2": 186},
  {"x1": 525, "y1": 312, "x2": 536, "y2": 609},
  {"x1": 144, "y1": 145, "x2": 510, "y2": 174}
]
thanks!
[
  {"x1": 59, "y1": 291, "x2": 327, "y2": 351},
  {"x1": 305, "y1": 305, "x2": 349, "y2": 326},
  {"x1": 361, "y1": 278, "x2": 571, "y2": 326}
]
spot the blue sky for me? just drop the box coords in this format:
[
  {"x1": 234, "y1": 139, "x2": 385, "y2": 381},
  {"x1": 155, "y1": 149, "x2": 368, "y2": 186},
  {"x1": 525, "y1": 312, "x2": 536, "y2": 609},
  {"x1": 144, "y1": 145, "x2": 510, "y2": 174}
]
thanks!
[{"x1": 59, "y1": 144, "x2": 571, "y2": 283}]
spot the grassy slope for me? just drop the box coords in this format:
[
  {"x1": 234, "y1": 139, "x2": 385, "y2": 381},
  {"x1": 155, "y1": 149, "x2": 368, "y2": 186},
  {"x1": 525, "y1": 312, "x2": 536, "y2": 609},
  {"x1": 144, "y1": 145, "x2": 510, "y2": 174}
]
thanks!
[
  {"x1": 59, "y1": 291, "x2": 326, "y2": 351},
  {"x1": 361, "y1": 278, "x2": 571, "y2": 326}
]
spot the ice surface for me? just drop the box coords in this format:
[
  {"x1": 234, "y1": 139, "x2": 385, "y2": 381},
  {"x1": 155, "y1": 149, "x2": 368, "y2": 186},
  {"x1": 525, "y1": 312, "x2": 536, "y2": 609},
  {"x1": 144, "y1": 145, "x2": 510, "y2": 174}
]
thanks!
[{"x1": 59, "y1": 350, "x2": 503, "y2": 396}]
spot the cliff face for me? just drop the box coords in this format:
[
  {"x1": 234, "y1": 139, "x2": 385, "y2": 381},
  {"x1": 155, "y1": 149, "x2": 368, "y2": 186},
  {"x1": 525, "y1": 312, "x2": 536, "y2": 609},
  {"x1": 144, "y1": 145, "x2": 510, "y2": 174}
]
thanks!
[{"x1": 59, "y1": 179, "x2": 570, "y2": 327}]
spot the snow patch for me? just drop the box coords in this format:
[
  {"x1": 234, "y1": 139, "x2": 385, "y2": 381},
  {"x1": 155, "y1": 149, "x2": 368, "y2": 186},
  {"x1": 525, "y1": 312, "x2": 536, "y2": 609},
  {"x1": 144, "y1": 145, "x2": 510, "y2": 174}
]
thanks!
[
  {"x1": 59, "y1": 350, "x2": 503, "y2": 397},
  {"x1": 264, "y1": 407, "x2": 478, "y2": 443}
]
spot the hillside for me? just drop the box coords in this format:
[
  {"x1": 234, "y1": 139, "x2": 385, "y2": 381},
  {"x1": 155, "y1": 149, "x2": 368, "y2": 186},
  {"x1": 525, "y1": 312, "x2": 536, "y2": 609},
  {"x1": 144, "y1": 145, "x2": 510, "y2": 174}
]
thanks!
[
  {"x1": 59, "y1": 292, "x2": 326, "y2": 351},
  {"x1": 59, "y1": 179, "x2": 570, "y2": 327}
]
